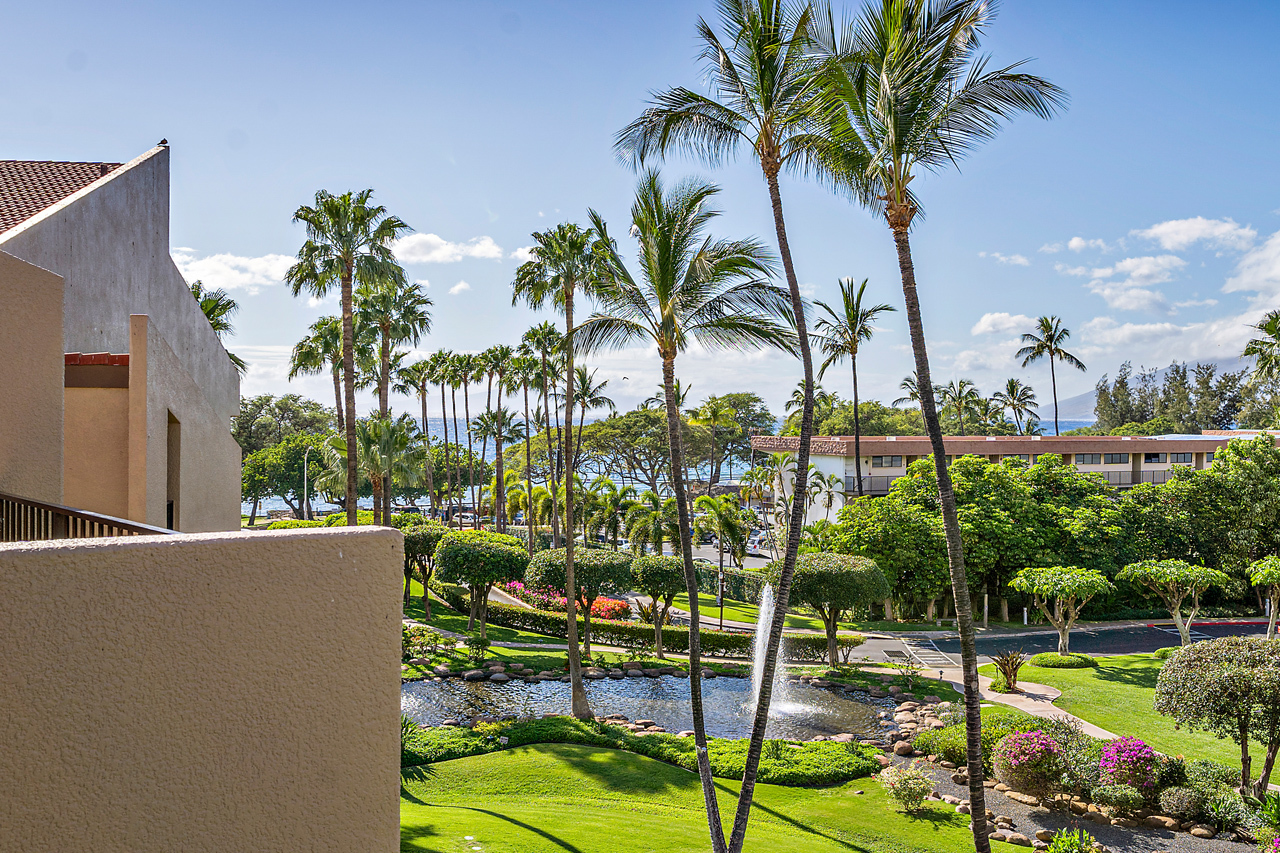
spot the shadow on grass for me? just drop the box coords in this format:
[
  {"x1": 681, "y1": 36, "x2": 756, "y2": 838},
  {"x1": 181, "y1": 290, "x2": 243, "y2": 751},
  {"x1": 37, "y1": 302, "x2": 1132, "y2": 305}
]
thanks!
[
  {"x1": 409, "y1": 803, "x2": 585, "y2": 853},
  {"x1": 1085, "y1": 660, "x2": 1161, "y2": 690},
  {"x1": 535, "y1": 742, "x2": 702, "y2": 796}
]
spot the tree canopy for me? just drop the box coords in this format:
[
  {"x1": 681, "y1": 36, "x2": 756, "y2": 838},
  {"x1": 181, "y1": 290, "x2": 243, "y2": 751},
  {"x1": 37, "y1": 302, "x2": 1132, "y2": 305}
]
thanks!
[
  {"x1": 1117, "y1": 559, "x2": 1231, "y2": 645},
  {"x1": 435, "y1": 530, "x2": 529, "y2": 637},
  {"x1": 766, "y1": 553, "x2": 889, "y2": 664},
  {"x1": 1009, "y1": 566, "x2": 1115, "y2": 654}
]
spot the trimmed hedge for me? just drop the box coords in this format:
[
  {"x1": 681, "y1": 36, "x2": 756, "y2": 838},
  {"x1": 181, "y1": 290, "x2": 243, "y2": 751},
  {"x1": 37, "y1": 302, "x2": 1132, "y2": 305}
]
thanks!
[
  {"x1": 428, "y1": 580, "x2": 862, "y2": 660},
  {"x1": 1152, "y1": 646, "x2": 1178, "y2": 660},
  {"x1": 265, "y1": 518, "x2": 324, "y2": 529},
  {"x1": 1027, "y1": 652, "x2": 1097, "y2": 669},
  {"x1": 694, "y1": 564, "x2": 767, "y2": 604},
  {"x1": 400, "y1": 716, "x2": 880, "y2": 786}
]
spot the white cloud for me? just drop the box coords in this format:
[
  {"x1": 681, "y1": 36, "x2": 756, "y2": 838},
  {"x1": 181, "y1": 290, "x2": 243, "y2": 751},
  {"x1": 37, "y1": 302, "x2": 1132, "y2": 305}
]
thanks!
[
  {"x1": 172, "y1": 248, "x2": 294, "y2": 295},
  {"x1": 1173, "y1": 297, "x2": 1218, "y2": 309},
  {"x1": 971, "y1": 312, "x2": 1034, "y2": 335},
  {"x1": 1055, "y1": 263, "x2": 1090, "y2": 277},
  {"x1": 510, "y1": 246, "x2": 535, "y2": 263},
  {"x1": 798, "y1": 282, "x2": 818, "y2": 297},
  {"x1": 952, "y1": 346, "x2": 1019, "y2": 373},
  {"x1": 1067, "y1": 237, "x2": 1112, "y2": 253},
  {"x1": 1039, "y1": 242, "x2": 1063, "y2": 254},
  {"x1": 978, "y1": 251, "x2": 1030, "y2": 266},
  {"x1": 393, "y1": 234, "x2": 504, "y2": 264},
  {"x1": 414, "y1": 278, "x2": 430, "y2": 289},
  {"x1": 1224, "y1": 230, "x2": 1280, "y2": 300},
  {"x1": 449, "y1": 280, "x2": 471, "y2": 295},
  {"x1": 1133, "y1": 217, "x2": 1256, "y2": 252},
  {"x1": 1082, "y1": 254, "x2": 1186, "y2": 312}
]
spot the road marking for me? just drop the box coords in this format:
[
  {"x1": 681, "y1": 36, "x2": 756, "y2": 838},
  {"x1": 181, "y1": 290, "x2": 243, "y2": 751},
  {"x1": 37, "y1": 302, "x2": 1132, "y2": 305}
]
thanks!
[
  {"x1": 902, "y1": 638, "x2": 957, "y2": 668},
  {"x1": 1157, "y1": 626, "x2": 1210, "y2": 642}
]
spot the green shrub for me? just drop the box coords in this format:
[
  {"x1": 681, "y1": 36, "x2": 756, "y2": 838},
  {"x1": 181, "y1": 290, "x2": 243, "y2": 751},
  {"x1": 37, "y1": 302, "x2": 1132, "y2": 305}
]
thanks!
[
  {"x1": 436, "y1": 530, "x2": 529, "y2": 637},
  {"x1": 1091, "y1": 784, "x2": 1144, "y2": 815},
  {"x1": 1032, "y1": 716, "x2": 1102, "y2": 795},
  {"x1": 402, "y1": 624, "x2": 448, "y2": 662},
  {"x1": 878, "y1": 760, "x2": 934, "y2": 811},
  {"x1": 911, "y1": 709, "x2": 1038, "y2": 774},
  {"x1": 1152, "y1": 646, "x2": 1178, "y2": 660},
  {"x1": 400, "y1": 717, "x2": 879, "y2": 786},
  {"x1": 324, "y1": 510, "x2": 374, "y2": 526},
  {"x1": 993, "y1": 730, "x2": 1062, "y2": 797},
  {"x1": 1047, "y1": 828, "x2": 1096, "y2": 853},
  {"x1": 1186, "y1": 758, "x2": 1241, "y2": 792},
  {"x1": 1158, "y1": 786, "x2": 1204, "y2": 820},
  {"x1": 464, "y1": 633, "x2": 491, "y2": 665},
  {"x1": 1203, "y1": 788, "x2": 1249, "y2": 832},
  {"x1": 1028, "y1": 652, "x2": 1096, "y2": 668},
  {"x1": 1156, "y1": 754, "x2": 1188, "y2": 789},
  {"x1": 265, "y1": 518, "x2": 324, "y2": 529}
]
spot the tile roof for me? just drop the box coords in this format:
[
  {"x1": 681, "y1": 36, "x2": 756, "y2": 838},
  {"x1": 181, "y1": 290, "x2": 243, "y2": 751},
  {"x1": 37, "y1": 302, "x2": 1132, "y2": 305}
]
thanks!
[{"x1": 0, "y1": 159, "x2": 122, "y2": 234}]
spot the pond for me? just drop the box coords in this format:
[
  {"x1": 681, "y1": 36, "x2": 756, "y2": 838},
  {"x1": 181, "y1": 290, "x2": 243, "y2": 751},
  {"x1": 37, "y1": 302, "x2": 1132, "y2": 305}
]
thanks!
[{"x1": 401, "y1": 675, "x2": 891, "y2": 741}]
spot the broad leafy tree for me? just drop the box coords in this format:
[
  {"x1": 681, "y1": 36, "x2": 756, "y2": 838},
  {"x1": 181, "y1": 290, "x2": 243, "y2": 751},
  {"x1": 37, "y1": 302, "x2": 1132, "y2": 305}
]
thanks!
[
  {"x1": 435, "y1": 530, "x2": 529, "y2": 638},
  {"x1": 526, "y1": 548, "x2": 632, "y2": 655},
  {"x1": 768, "y1": 553, "x2": 889, "y2": 664},
  {"x1": 1117, "y1": 559, "x2": 1231, "y2": 645},
  {"x1": 286, "y1": 189, "x2": 411, "y2": 525},
  {"x1": 1249, "y1": 556, "x2": 1280, "y2": 640},
  {"x1": 577, "y1": 171, "x2": 789, "y2": 844},
  {"x1": 1009, "y1": 566, "x2": 1115, "y2": 655},
  {"x1": 631, "y1": 555, "x2": 686, "y2": 658}
]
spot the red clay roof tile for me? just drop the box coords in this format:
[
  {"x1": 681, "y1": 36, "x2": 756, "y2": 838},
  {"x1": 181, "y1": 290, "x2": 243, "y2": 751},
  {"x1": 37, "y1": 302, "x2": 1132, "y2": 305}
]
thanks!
[{"x1": 0, "y1": 160, "x2": 122, "y2": 234}]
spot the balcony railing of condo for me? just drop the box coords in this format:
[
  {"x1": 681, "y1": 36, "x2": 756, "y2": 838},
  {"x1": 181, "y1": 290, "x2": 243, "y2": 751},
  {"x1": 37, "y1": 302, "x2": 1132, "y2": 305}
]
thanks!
[{"x1": 0, "y1": 491, "x2": 174, "y2": 541}]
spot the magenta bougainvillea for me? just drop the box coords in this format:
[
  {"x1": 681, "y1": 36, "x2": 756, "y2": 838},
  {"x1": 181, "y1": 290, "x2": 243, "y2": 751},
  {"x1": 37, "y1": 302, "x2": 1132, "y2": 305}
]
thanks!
[
  {"x1": 1100, "y1": 736, "x2": 1158, "y2": 789},
  {"x1": 993, "y1": 731, "x2": 1062, "y2": 795},
  {"x1": 500, "y1": 581, "x2": 630, "y2": 620}
]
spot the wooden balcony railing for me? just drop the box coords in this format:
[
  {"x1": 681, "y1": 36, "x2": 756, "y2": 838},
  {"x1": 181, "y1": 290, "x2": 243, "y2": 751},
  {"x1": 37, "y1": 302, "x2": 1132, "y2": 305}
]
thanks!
[{"x1": 1, "y1": 492, "x2": 175, "y2": 542}]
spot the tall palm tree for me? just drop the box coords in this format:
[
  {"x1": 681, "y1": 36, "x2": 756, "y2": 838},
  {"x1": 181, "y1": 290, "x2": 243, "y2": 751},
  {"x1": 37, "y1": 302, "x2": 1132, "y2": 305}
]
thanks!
[
  {"x1": 891, "y1": 370, "x2": 940, "y2": 408},
  {"x1": 576, "y1": 171, "x2": 790, "y2": 850},
  {"x1": 451, "y1": 352, "x2": 482, "y2": 528},
  {"x1": 393, "y1": 359, "x2": 438, "y2": 517},
  {"x1": 289, "y1": 316, "x2": 349, "y2": 433},
  {"x1": 940, "y1": 379, "x2": 982, "y2": 436},
  {"x1": 693, "y1": 493, "x2": 749, "y2": 611},
  {"x1": 510, "y1": 352, "x2": 541, "y2": 552},
  {"x1": 512, "y1": 224, "x2": 607, "y2": 721},
  {"x1": 689, "y1": 396, "x2": 739, "y2": 488},
  {"x1": 523, "y1": 323, "x2": 565, "y2": 546},
  {"x1": 813, "y1": 4, "x2": 1066, "y2": 848},
  {"x1": 473, "y1": 406, "x2": 525, "y2": 533},
  {"x1": 624, "y1": 490, "x2": 677, "y2": 556},
  {"x1": 190, "y1": 280, "x2": 247, "y2": 373},
  {"x1": 1244, "y1": 310, "x2": 1280, "y2": 383},
  {"x1": 444, "y1": 354, "x2": 467, "y2": 523},
  {"x1": 784, "y1": 380, "x2": 835, "y2": 421},
  {"x1": 426, "y1": 350, "x2": 455, "y2": 521},
  {"x1": 477, "y1": 345, "x2": 516, "y2": 472},
  {"x1": 286, "y1": 189, "x2": 411, "y2": 525},
  {"x1": 1017, "y1": 316, "x2": 1085, "y2": 435},
  {"x1": 992, "y1": 378, "x2": 1038, "y2": 435},
  {"x1": 357, "y1": 275, "x2": 431, "y2": 522},
  {"x1": 571, "y1": 366, "x2": 615, "y2": 467},
  {"x1": 588, "y1": 477, "x2": 637, "y2": 551},
  {"x1": 814, "y1": 277, "x2": 895, "y2": 495},
  {"x1": 643, "y1": 379, "x2": 693, "y2": 410}
]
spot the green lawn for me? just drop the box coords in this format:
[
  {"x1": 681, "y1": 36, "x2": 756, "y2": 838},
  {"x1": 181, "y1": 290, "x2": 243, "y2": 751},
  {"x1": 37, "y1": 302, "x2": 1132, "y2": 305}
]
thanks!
[
  {"x1": 401, "y1": 743, "x2": 1007, "y2": 853},
  {"x1": 671, "y1": 592, "x2": 948, "y2": 634},
  {"x1": 981, "y1": 654, "x2": 1249, "y2": 768}
]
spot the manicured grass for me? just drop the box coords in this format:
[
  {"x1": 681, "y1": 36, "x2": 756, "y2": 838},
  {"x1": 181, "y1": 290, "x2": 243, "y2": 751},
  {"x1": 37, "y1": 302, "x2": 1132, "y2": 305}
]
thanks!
[
  {"x1": 980, "y1": 653, "x2": 1249, "y2": 768},
  {"x1": 401, "y1": 743, "x2": 1000, "y2": 853}
]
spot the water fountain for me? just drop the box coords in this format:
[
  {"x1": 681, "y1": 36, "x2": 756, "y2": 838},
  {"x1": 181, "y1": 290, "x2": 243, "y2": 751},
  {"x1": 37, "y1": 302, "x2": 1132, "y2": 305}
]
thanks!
[{"x1": 748, "y1": 582, "x2": 788, "y2": 712}]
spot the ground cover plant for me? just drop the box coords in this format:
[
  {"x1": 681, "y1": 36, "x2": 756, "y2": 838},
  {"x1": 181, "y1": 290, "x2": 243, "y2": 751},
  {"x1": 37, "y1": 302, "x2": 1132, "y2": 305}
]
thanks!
[{"x1": 400, "y1": 743, "x2": 983, "y2": 853}]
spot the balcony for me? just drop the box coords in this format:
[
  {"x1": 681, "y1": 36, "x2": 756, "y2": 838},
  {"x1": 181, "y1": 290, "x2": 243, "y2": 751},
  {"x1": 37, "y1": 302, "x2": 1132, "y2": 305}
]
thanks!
[{"x1": 1, "y1": 491, "x2": 173, "y2": 541}]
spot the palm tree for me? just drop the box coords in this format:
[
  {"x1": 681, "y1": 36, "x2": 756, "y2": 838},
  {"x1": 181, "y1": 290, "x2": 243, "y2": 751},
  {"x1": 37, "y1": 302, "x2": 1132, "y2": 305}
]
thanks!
[
  {"x1": 473, "y1": 406, "x2": 525, "y2": 533},
  {"x1": 891, "y1": 371, "x2": 939, "y2": 408},
  {"x1": 443, "y1": 354, "x2": 467, "y2": 523},
  {"x1": 426, "y1": 350, "x2": 455, "y2": 521},
  {"x1": 523, "y1": 323, "x2": 565, "y2": 546},
  {"x1": 1244, "y1": 310, "x2": 1280, "y2": 383},
  {"x1": 992, "y1": 378, "x2": 1038, "y2": 435},
  {"x1": 694, "y1": 493, "x2": 749, "y2": 626},
  {"x1": 190, "y1": 280, "x2": 247, "y2": 373},
  {"x1": 509, "y1": 352, "x2": 541, "y2": 552},
  {"x1": 357, "y1": 275, "x2": 431, "y2": 522},
  {"x1": 589, "y1": 478, "x2": 637, "y2": 550},
  {"x1": 572, "y1": 366, "x2": 615, "y2": 469},
  {"x1": 393, "y1": 359, "x2": 438, "y2": 517},
  {"x1": 512, "y1": 224, "x2": 607, "y2": 722},
  {"x1": 286, "y1": 189, "x2": 411, "y2": 525},
  {"x1": 576, "y1": 171, "x2": 789, "y2": 845},
  {"x1": 814, "y1": 277, "x2": 894, "y2": 494},
  {"x1": 940, "y1": 379, "x2": 982, "y2": 436},
  {"x1": 643, "y1": 379, "x2": 693, "y2": 410},
  {"x1": 477, "y1": 345, "x2": 516, "y2": 470},
  {"x1": 290, "y1": 316, "x2": 349, "y2": 433},
  {"x1": 451, "y1": 352, "x2": 482, "y2": 528},
  {"x1": 624, "y1": 490, "x2": 677, "y2": 556},
  {"x1": 812, "y1": 4, "x2": 1066, "y2": 848},
  {"x1": 689, "y1": 396, "x2": 739, "y2": 488},
  {"x1": 1017, "y1": 316, "x2": 1085, "y2": 435}
]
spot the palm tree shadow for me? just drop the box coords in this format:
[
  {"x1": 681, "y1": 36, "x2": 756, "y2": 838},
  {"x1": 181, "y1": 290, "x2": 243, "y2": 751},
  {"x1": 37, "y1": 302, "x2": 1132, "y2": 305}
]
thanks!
[
  {"x1": 537, "y1": 743, "x2": 701, "y2": 795},
  {"x1": 401, "y1": 764, "x2": 438, "y2": 804},
  {"x1": 1090, "y1": 661, "x2": 1160, "y2": 690},
  {"x1": 426, "y1": 804, "x2": 586, "y2": 853}
]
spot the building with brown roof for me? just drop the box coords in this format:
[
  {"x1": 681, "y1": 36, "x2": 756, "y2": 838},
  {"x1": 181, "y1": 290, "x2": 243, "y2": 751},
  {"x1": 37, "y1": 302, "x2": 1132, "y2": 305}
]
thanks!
[{"x1": 0, "y1": 144, "x2": 240, "y2": 531}]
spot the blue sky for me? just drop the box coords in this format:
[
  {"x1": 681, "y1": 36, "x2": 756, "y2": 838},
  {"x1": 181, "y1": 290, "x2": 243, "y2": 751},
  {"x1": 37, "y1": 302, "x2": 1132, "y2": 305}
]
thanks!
[{"x1": 5, "y1": 1, "x2": 1280, "y2": 419}]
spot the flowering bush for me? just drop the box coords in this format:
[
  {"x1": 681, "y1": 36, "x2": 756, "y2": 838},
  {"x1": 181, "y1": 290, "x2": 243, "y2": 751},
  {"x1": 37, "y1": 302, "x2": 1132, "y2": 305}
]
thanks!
[
  {"x1": 878, "y1": 760, "x2": 934, "y2": 812},
  {"x1": 1100, "y1": 736, "x2": 1158, "y2": 789},
  {"x1": 501, "y1": 582, "x2": 631, "y2": 620},
  {"x1": 592, "y1": 597, "x2": 632, "y2": 620},
  {"x1": 993, "y1": 730, "x2": 1062, "y2": 797}
]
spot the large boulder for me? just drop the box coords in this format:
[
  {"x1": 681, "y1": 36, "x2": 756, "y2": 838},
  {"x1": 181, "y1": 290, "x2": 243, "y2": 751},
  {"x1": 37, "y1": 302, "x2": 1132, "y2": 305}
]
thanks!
[{"x1": 463, "y1": 669, "x2": 486, "y2": 681}]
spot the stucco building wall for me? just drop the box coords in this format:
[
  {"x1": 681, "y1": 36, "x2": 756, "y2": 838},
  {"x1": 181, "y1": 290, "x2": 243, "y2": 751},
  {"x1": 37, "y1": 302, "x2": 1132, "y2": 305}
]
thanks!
[
  {"x1": 0, "y1": 527, "x2": 402, "y2": 853},
  {"x1": 63, "y1": 386, "x2": 130, "y2": 517},
  {"x1": 0, "y1": 251, "x2": 65, "y2": 504}
]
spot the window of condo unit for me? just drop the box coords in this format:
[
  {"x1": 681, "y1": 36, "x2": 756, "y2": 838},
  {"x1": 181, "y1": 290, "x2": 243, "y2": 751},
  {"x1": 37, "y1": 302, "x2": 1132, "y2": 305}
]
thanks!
[
  {"x1": 871, "y1": 455, "x2": 903, "y2": 468},
  {"x1": 1003, "y1": 454, "x2": 1031, "y2": 462},
  {"x1": 1103, "y1": 453, "x2": 1129, "y2": 465},
  {"x1": 1075, "y1": 453, "x2": 1102, "y2": 465},
  {"x1": 1144, "y1": 452, "x2": 1167, "y2": 464},
  {"x1": 1171, "y1": 452, "x2": 1193, "y2": 464},
  {"x1": 1206, "y1": 452, "x2": 1215, "y2": 463}
]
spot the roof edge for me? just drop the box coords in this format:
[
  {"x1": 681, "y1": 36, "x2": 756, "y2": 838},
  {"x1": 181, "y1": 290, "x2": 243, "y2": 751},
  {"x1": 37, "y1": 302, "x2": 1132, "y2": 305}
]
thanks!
[{"x1": 0, "y1": 145, "x2": 168, "y2": 244}]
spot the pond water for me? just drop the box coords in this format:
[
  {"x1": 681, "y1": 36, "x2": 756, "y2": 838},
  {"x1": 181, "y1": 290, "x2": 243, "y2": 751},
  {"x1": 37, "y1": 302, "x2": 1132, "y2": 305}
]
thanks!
[{"x1": 400, "y1": 675, "x2": 890, "y2": 741}]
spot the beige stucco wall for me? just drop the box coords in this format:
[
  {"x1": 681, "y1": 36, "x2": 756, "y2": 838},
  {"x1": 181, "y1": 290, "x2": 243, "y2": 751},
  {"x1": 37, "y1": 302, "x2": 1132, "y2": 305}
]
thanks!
[
  {"x1": 0, "y1": 527, "x2": 402, "y2": 853},
  {"x1": 0, "y1": 251, "x2": 65, "y2": 503},
  {"x1": 129, "y1": 315, "x2": 241, "y2": 532},
  {"x1": 63, "y1": 386, "x2": 130, "y2": 517}
]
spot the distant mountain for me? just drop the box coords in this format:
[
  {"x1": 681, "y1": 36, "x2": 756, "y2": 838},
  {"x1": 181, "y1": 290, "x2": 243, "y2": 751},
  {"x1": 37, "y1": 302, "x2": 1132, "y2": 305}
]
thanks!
[{"x1": 1040, "y1": 356, "x2": 1253, "y2": 425}]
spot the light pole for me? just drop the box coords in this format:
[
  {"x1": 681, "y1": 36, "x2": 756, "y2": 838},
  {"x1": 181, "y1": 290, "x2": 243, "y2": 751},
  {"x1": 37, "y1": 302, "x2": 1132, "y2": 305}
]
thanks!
[{"x1": 302, "y1": 445, "x2": 312, "y2": 521}]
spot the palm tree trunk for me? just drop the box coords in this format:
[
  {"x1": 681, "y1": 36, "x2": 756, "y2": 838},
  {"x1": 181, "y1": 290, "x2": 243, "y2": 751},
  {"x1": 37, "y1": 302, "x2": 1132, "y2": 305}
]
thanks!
[
  {"x1": 450, "y1": 387, "x2": 462, "y2": 524},
  {"x1": 563, "y1": 289, "x2": 590, "y2": 719},
  {"x1": 341, "y1": 269, "x2": 359, "y2": 526},
  {"x1": 661, "y1": 354, "x2": 724, "y2": 847},
  {"x1": 379, "y1": 326, "x2": 391, "y2": 525},
  {"x1": 464, "y1": 382, "x2": 477, "y2": 529},
  {"x1": 541, "y1": 354, "x2": 561, "y2": 546},
  {"x1": 495, "y1": 434, "x2": 506, "y2": 534},
  {"x1": 523, "y1": 380, "x2": 535, "y2": 554},
  {"x1": 890, "y1": 222, "x2": 990, "y2": 853},
  {"x1": 420, "y1": 386, "x2": 436, "y2": 518},
  {"x1": 852, "y1": 356, "x2": 863, "y2": 497},
  {"x1": 728, "y1": 168, "x2": 815, "y2": 853},
  {"x1": 1050, "y1": 357, "x2": 1060, "y2": 436},
  {"x1": 480, "y1": 375, "x2": 493, "y2": 476},
  {"x1": 440, "y1": 383, "x2": 452, "y2": 522},
  {"x1": 332, "y1": 367, "x2": 345, "y2": 434}
]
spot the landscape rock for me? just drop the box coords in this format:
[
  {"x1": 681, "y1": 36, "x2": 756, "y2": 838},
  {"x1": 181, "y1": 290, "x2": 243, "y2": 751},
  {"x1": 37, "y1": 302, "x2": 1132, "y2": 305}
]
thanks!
[
  {"x1": 625, "y1": 669, "x2": 646, "y2": 678},
  {"x1": 634, "y1": 719, "x2": 656, "y2": 728},
  {"x1": 432, "y1": 665, "x2": 452, "y2": 676},
  {"x1": 671, "y1": 669, "x2": 689, "y2": 678},
  {"x1": 892, "y1": 741, "x2": 915, "y2": 756},
  {"x1": 701, "y1": 668, "x2": 717, "y2": 678},
  {"x1": 874, "y1": 755, "x2": 892, "y2": 767},
  {"x1": 463, "y1": 669, "x2": 486, "y2": 681},
  {"x1": 1006, "y1": 833, "x2": 1032, "y2": 847},
  {"x1": 887, "y1": 686, "x2": 903, "y2": 695},
  {"x1": 941, "y1": 795, "x2": 961, "y2": 805},
  {"x1": 677, "y1": 730, "x2": 695, "y2": 737},
  {"x1": 1109, "y1": 817, "x2": 1138, "y2": 828},
  {"x1": 1142, "y1": 815, "x2": 1179, "y2": 830},
  {"x1": 622, "y1": 662, "x2": 644, "y2": 670},
  {"x1": 1035, "y1": 830, "x2": 1054, "y2": 842},
  {"x1": 993, "y1": 783, "x2": 1010, "y2": 792},
  {"x1": 489, "y1": 672, "x2": 510, "y2": 683},
  {"x1": 1189, "y1": 825, "x2": 1216, "y2": 839}
]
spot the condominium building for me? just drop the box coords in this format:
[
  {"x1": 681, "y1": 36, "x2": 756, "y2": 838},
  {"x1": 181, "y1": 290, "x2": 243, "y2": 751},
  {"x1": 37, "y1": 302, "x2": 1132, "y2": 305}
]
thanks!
[{"x1": 751, "y1": 431, "x2": 1261, "y2": 525}]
